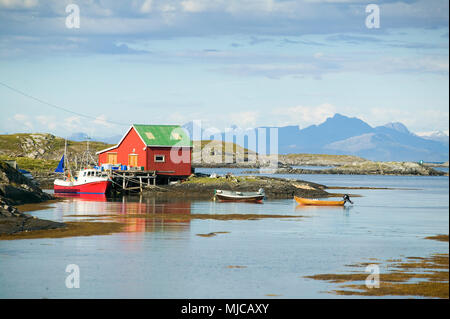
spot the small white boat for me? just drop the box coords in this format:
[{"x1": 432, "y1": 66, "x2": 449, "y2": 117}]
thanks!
[{"x1": 214, "y1": 188, "x2": 265, "y2": 203}]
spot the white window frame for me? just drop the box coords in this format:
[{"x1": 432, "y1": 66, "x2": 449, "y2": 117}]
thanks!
[{"x1": 154, "y1": 155, "x2": 165, "y2": 163}]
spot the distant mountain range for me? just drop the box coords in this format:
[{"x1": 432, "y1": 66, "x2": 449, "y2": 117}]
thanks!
[
  {"x1": 68, "y1": 132, "x2": 123, "y2": 145},
  {"x1": 416, "y1": 130, "x2": 449, "y2": 144},
  {"x1": 68, "y1": 115, "x2": 448, "y2": 162},
  {"x1": 183, "y1": 114, "x2": 449, "y2": 162}
]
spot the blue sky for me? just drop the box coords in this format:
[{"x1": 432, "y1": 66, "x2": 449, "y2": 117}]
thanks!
[{"x1": 0, "y1": 0, "x2": 448, "y2": 139}]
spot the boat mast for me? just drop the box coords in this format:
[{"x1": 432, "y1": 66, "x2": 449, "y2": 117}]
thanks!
[
  {"x1": 64, "y1": 138, "x2": 67, "y2": 177},
  {"x1": 83, "y1": 135, "x2": 97, "y2": 168}
]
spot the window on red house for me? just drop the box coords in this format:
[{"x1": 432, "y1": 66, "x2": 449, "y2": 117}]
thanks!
[{"x1": 154, "y1": 155, "x2": 165, "y2": 162}]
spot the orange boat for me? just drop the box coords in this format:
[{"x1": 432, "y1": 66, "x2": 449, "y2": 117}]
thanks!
[{"x1": 294, "y1": 195, "x2": 352, "y2": 206}]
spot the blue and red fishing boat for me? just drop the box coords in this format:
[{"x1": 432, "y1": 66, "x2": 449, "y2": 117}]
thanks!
[{"x1": 53, "y1": 140, "x2": 112, "y2": 195}]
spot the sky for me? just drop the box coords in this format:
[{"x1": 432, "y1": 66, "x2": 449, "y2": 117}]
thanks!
[{"x1": 0, "y1": 0, "x2": 448, "y2": 139}]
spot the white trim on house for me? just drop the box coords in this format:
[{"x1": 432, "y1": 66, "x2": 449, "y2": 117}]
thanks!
[
  {"x1": 154, "y1": 154, "x2": 165, "y2": 162},
  {"x1": 96, "y1": 125, "x2": 147, "y2": 155},
  {"x1": 96, "y1": 145, "x2": 119, "y2": 154},
  {"x1": 96, "y1": 125, "x2": 133, "y2": 155},
  {"x1": 132, "y1": 125, "x2": 149, "y2": 150},
  {"x1": 96, "y1": 125, "x2": 193, "y2": 155}
]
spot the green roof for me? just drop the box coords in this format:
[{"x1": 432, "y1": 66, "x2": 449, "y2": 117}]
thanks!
[{"x1": 133, "y1": 124, "x2": 192, "y2": 147}]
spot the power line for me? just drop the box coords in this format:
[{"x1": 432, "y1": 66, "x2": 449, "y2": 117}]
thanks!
[{"x1": 0, "y1": 81, "x2": 129, "y2": 126}]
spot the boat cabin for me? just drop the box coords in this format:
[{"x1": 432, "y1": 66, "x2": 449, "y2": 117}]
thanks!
[{"x1": 77, "y1": 169, "x2": 107, "y2": 178}]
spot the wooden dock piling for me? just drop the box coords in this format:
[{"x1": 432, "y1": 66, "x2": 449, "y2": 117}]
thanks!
[{"x1": 108, "y1": 170, "x2": 157, "y2": 193}]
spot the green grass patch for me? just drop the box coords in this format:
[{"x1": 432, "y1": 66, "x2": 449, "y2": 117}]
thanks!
[
  {"x1": 0, "y1": 155, "x2": 59, "y2": 172},
  {"x1": 184, "y1": 176, "x2": 260, "y2": 184}
]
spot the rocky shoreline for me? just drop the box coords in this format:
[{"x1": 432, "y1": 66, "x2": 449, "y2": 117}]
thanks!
[
  {"x1": 278, "y1": 154, "x2": 367, "y2": 167},
  {"x1": 242, "y1": 161, "x2": 447, "y2": 176},
  {"x1": 0, "y1": 161, "x2": 65, "y2": 235},
  {"x1": 30, "y1": 171, "x2": 58, "y2": 190},
  {"x1": 0, "y1": 203, "x2": 65, "y2": 235},
  {"x1": 192, "y1": 154, "x2": 448, "y2": 176},
  {"x1": 144, "y1": 175, "x2": 333, "y2": 199}
]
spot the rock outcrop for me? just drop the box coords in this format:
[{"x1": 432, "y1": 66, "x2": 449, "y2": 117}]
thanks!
[
  {"x1": 0, "y1": 160, "x2": 53, "y2": 205},
  {"x1": 244, "y1": 161, "x2": 446, "y2": 176},
  {"x1": 278, "y1": 154, "x2": 367, "y2": 167},
  {"x1": 154, "y1": 175, "x2": 331, "y2": 199},
  {"x1": 0, "y1": 160, "x2": 65, "y2": 235},
  {"x1": 0, "y1": 199, "x2": 65, "y2": 235}
]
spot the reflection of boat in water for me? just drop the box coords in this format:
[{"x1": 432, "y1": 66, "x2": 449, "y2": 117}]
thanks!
[
  {"x1": 53, "y1": 192, "x2": 107, "y2": 202},
  {"x1": 53, "y1": 192, "x2": 192, "y2": 236},
  {"x1": 214, "y1": 189, "x2": 265, "y2": 203},
  {"x1": 294, "y1": 195, "x2": 353, "y2": 206}
]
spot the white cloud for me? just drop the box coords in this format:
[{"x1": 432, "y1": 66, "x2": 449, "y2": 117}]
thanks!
[
  {"x1": 180, "y1": 0, "x2": 206, "y2": 12},
  {"x1": 229, "y1": 111, "x2": 259, "y2": 128},
  {"x1": 93, "y1": 114, "x2": 114, "y2": 128},
  {"x1": 0, "y1": 0, "x2": 37, "y2": 9},
  {"x1": 271, "y1": 103, "x2": 336, "y2": 128},
  {"x1": 351, "y1": 107, "x2": 449, "y2": 133},
  {"x1": 13, "y1": 113, "x2": 27, "y2": 122},
  {"x1": 379, "y1": 56, "x2": 449, "y2": 75},
  {"x1": 140, "y1": 0, "x2": 153, "y2": 13},
  {"x1": 313, "y1": 52, "x2": 324, "y2": 59},
  {"x1": 12, "y1": 113, "x2": 33, "y2": 130},
  {"x1": 220, "y1": 63, "x2": 325, "y2": 79},
  {"x1": 181, "y1": 0, "x2": 204, "y2": 12},
  {"x1": 416, "y1": 130, "x2": 449, "y2": 137},
  {"x1": 180, "y1": 0, "x2": 277, "y2": 14},
  {"x1": 36, "y1": 115, "x2": 57, "y2": 130},
  {"x1": 64, "y1": 116, "x2": 82, "y2": 130}
]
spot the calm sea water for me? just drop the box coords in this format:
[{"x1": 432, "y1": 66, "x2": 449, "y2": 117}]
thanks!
[
  {"x1": 0, "y1": 171, "x2": 448, "y2": 299},
  {"x1": 434, "y1": 167, "x2": 449, "y2": 173},
  {"x1": 291, "y1": 165, "x2": 335, "y2": 170}
]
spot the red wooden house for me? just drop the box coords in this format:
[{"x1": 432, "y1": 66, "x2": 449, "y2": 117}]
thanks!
[{"x1": 96, "y1": 124, "x2": 192, "y2": 178}]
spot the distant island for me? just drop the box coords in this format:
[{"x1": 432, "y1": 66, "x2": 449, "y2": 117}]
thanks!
[
  {"x1": 183, "y1": 114, "x2": 449, "y2": 163},
  {"x1": 0, "y1": 131, "x2": 447, "y2": 188}
]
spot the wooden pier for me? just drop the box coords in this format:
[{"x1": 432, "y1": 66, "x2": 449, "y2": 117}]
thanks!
[{"x1": 108, "y1": 170, "x2": 157, "y2": 193}]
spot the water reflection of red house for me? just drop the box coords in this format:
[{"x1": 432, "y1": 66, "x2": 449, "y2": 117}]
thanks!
[
  {"x1": 54, "y1": 193, "x2": 191, "y2": 234},
  {"x1": 118, "y1": 198, "x2": 191, "y2": 233}
]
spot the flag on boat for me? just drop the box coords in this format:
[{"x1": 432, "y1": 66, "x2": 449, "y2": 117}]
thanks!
[{"x1": 55, "y1": 155, "x2": 64, "y2": 173}]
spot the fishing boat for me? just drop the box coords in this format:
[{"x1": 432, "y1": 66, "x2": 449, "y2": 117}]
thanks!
[
  {"x1": 214, "y1": 189, "x2": 265, "y2": 203},
  {"x1": 54, "y1": 168, "x2": 112, "y2": 194},
  {"x1": 53, "y1": 139, "x2": 112, "y2": 195},
  {"x1": 294, "y1": 194, "x2": 353, "y2": 206}
]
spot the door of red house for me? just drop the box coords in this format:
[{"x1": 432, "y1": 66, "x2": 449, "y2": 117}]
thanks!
[
  {"x1": 128, "y1": 154, "x2": 138, "y2": 167},
  {"x1": 107, "y1": 153, "x2": 118, "y2": 164}
]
